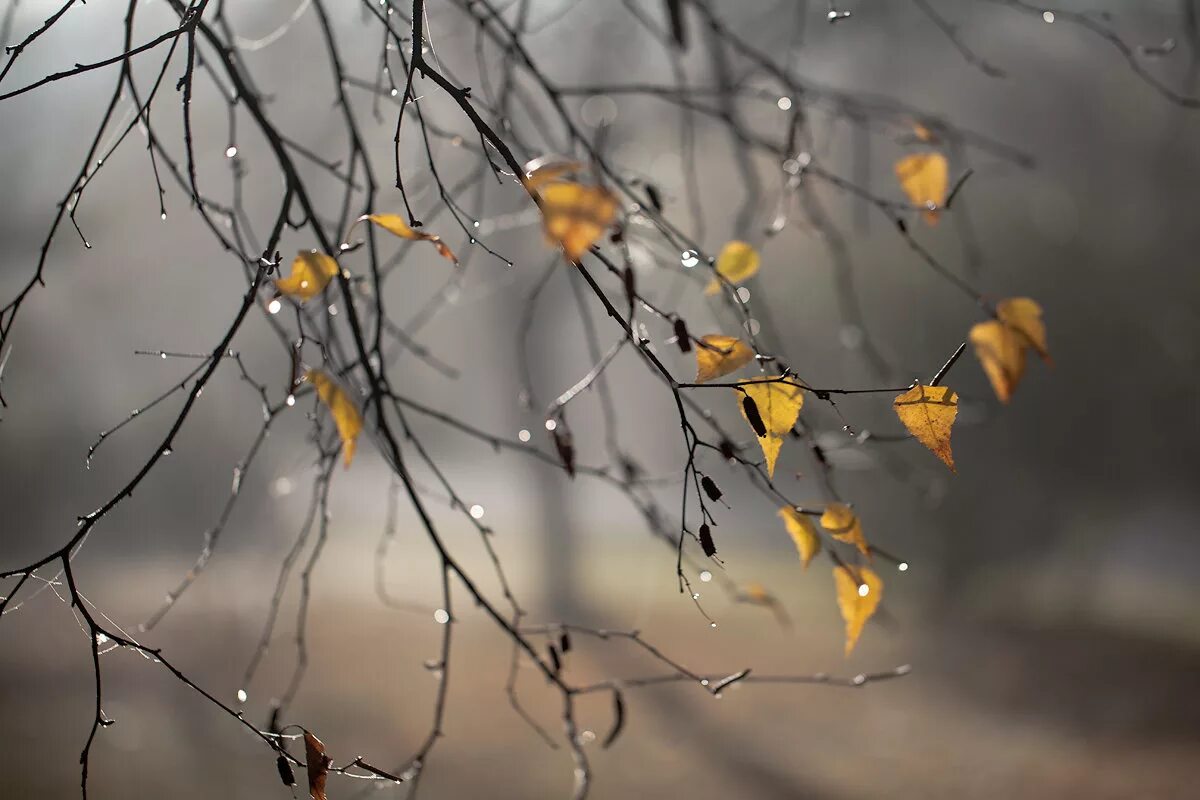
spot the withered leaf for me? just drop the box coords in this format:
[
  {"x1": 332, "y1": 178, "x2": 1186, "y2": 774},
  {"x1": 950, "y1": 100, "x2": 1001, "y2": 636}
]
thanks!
[
  {"x1": 303, "y1": 730, "x2": 331, "y2": 800},
  {"x1": 357, "y1": 213, "x2": 458, "y2": 265}
]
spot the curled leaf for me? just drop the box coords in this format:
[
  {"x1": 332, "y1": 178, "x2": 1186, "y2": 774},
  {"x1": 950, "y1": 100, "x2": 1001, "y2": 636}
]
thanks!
[
  {"x1": 969, "y1": 297, "x2": 1049, "y2": 402},
  {"x1": 833, "y1": 565, "x2": 883, "y2": 656},
  {"x1": 276, "y1": 251, "x2": 339, "y2": 302},
  {"x1": 736, "y1": 378, "x2": 804, "y2": 478},
  {"x1": 694, "y1": 334, "x2": 754, "y2": 383},
  {"x1": 358, "y1": 213, "x2": 458, "y2": 265},
  {"x1": 894, "y1": 152, "x2": 948, "y2": 225},
  {"x1": 820, "y1": 503, "x2": 869, "y2": 556},
  {"x1": 778, "y1": 506, "x2": 820, "y2": 568},
  {"x1": 705, "y1": 240, "x2": 760, "y2": 295},
  {"x1": 537, "y1": 181, "x2": 619, "y2": 262},
  {"x1": 307, "y1": 370, "x2": 363, "y2": 467},
  {"x1": 893, "y1": 384, "x2": 959, "y2": 471},
  {"x1": 303, "y1": 730, "x2": 331, "y2": 800}
]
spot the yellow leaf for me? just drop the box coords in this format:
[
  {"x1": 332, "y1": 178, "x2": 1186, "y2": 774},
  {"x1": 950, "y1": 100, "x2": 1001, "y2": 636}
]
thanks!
[
  {"x1": 307, "y1": 370, "x2": 363, "y2": 467},
  {"x1": 893, "y1": 384, "x2": 959, "y2": 471},
  {"x1": 778, "y1": 506, "x2": 821, "y2": 568},
  {"x1": 736, "y1": 377, "x2": 803, "y2": 478},
  {"x1": 538, "y1": 181, "x2": 619, "y2": 262},
  {"x1": 894, "y1": 152, "x2": 948, "y2": 225},
  {"x1": 833, "y1": 565, "x2": 883, "y2": 656},
  {"x1": 359, "y1": 213, "x2": 458, "y2": 265},
  {"x1": 820, "y1": 502, "x2": 869, "y2": 556},
  {"x1": 276, "y1": 251, "x2": 339, "y2": 302},
  {"x1": 522, "y1": 159, "x2": 586, "y2": 192},
  {"x1": 997, "y1": 297, "x2": 1051, "y2": 361},
  {"x1": 705, "y1": 240, "x2": 760, "y2": 295},
  {"x1": 694, "y1": 334, "x2": 754, "y2": 383},
  {"x1": 969, "y1": 297, "x2": 1049, "y2": 403}
]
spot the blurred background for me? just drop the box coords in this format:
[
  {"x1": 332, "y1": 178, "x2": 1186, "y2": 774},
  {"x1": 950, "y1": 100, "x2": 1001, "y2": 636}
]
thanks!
[{"x1": 2, "y1": 1, "x2": 1199, "y2": 798}]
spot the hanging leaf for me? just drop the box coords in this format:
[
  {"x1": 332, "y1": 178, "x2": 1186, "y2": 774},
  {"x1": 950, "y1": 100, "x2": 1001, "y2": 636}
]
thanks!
[
  {"x1": 538, "y1": 182, "x2": 619, "y2": 262},
  {"x1": 893, "y1": 384, "x2": 959, "y2": 471},
  {"x1": 276, "y1": 251, "x2": 340, "y2": 302},
  {"x1": 894, "y1": 152, "x2": 948, "y2": 225},
  {"x1": 833, "y1": 565, "x2": 883, "y2": 656},
  {"x1": 307, "y1": 370, "x2": 363, "y2": 468},
  {"x1": 694, "y1": 334, "x2": 754, "y2": 383},
  {"x1": 969, "y1": 297, "x2": 1050, "y2": 403},
  {"x1": 998, "y1": 297, "x2": 1050, "y2": 360},
  {"x1": 820, "y1": 503, "x2": 869, "y2": 556},
  {"x1": 736, "y1": 378, "x2": 804, "y2": 478},
  {"x1": 303, "y1": 730, "x2": 331, "y2": 800},
  {"x1": 698, "y1": 523, "x2": 717, "y2": 557},
  {"x1": 523, "y1": 159, "x2": 586, "y2": 192},
  {"x1": 704, "y1": 240, "x2": 760, "y2": 295},
  {"x1": 357, "y1": 213, "x2": 458, "y2": 265},
  {"x1": 778, "y1": 506, "x2": 820, "y2": 568}
]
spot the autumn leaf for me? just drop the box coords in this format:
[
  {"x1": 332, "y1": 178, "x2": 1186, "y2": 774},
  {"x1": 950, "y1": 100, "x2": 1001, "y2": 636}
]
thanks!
[
  {"x1": 523, "y1": 159, "x2": 586, "y2": 192},
  {"x1": 694, "y1": 334, "x2": 754, "y2": 383},
  {"x1": 276, "y1": 251, "x2": 340, "y2": 302},
  {"x1": 969, "y1": 297, "x2": 1050, "y2": 402},
  {"x1": 998, "y1": 297, "x2": 1050, "y2": 361},
  {"x1": 778, "y1": 506, "x2": 820, "y2": 568},
  {"x1": 820, "y1": 502, "x2": 869, "y2": 556},
  {"x1": 307, "y1": 370, "x2": 363, "y2": 467},
  {"x1": 357, "y1": 213, "x2": 458, "y2": 265},
  {"x1": 736, "y1": 377, "x2": 804, "y2": 478},
  {"x1": 303, "y1": 730, "x2": 331, "y2": 800},
  {"x1": 833, "y1": 565, "x2": 883, "y2": 656},
  {"x1": 704, "y1": 240, "x2": 760, "y2": 295},
  {"x1": 894, "y1": 152, "x2": 948, "y2": 225},
  {"x1": 893, "y1": 384, "x2": 959, "y2": 471}
]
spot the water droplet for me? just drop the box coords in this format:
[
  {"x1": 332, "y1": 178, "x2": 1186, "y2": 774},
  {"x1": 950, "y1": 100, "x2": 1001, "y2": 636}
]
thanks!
[
  {"x1": 736, "y1": 287, "x2": 751, "y2": 303},
  {"x1": 898, "y1": 562, "x2": 909, "y2": 572},
  {"x1": 433, "y1": 608, "x2": 450, "y2": 624},
  {"x1": 857, "y1": 583, "x2": 870, "y2": 597},
  {"x1": 578, "y1": 729, "x2": 596, "y2": 744},
  {"x1": 699, "y1": 570, "x2": 712, "y2": 582},
  {"x1": 777, "y1": 96, "x2": 792, "y2": 111},
  {"x1": 286, "y1": 394, "x2": 296, "y2": 407},
  {"x1": 1042, "y1": 10, "x2": 1055, "y2": 23},
  {"x1": 160, "y1": 212, "x2": 167, "y2": 221},
  {"x1": 95, "y1": 633, "x2": 109, "y2": 645},
  {"x1": 517, "y1": 429, "x2": 531, "y2": 442},
  {"x1": 271, "y1": 476, "x2": 293, "y2": 497},
  {"x1": 472, "y1": 220, "x2": 480, "y2": 228},
  {"x1": 390, "y1": 88, "x2": 399, "y2": 97},
  {"x1": 236, "y1": 689, "x2": 248, "y2": 703},
  {"x1": 327, "y1": 304, "x2": 338, "y2": 316},
  {"x1": 744, "y1": 318, "x2": 760, "y2": 336},
  {"x1": 680, "y1": 250, "x2": 700, "y2": 269},
  {"x1": 161, "y1": 447, "x2": 172, "y2": 456},
  {"x1": 692, "y1": 593, "x2": 700, "y2": 600},
  {"x1": 267, "y1": 299, "x2": 282, "y2": 315},
  {"x1": 225, "y1": 145, "x2": 238, "y2": 158},
  {"x1": 469, "y1": 504, "x2": 485, "y2": 520},
  {"x1": 544, "y1": 419, "x2": 557, "y2": 431},
  {"x1": 160, "y1": 352, "x2": 167, "y2": 359},
  {"x1": 709, "y1": 622, "x2": 717, "y2": 629},
  {"x1": 700, "y1": 679, "x2": 709, "y2": 686}
]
